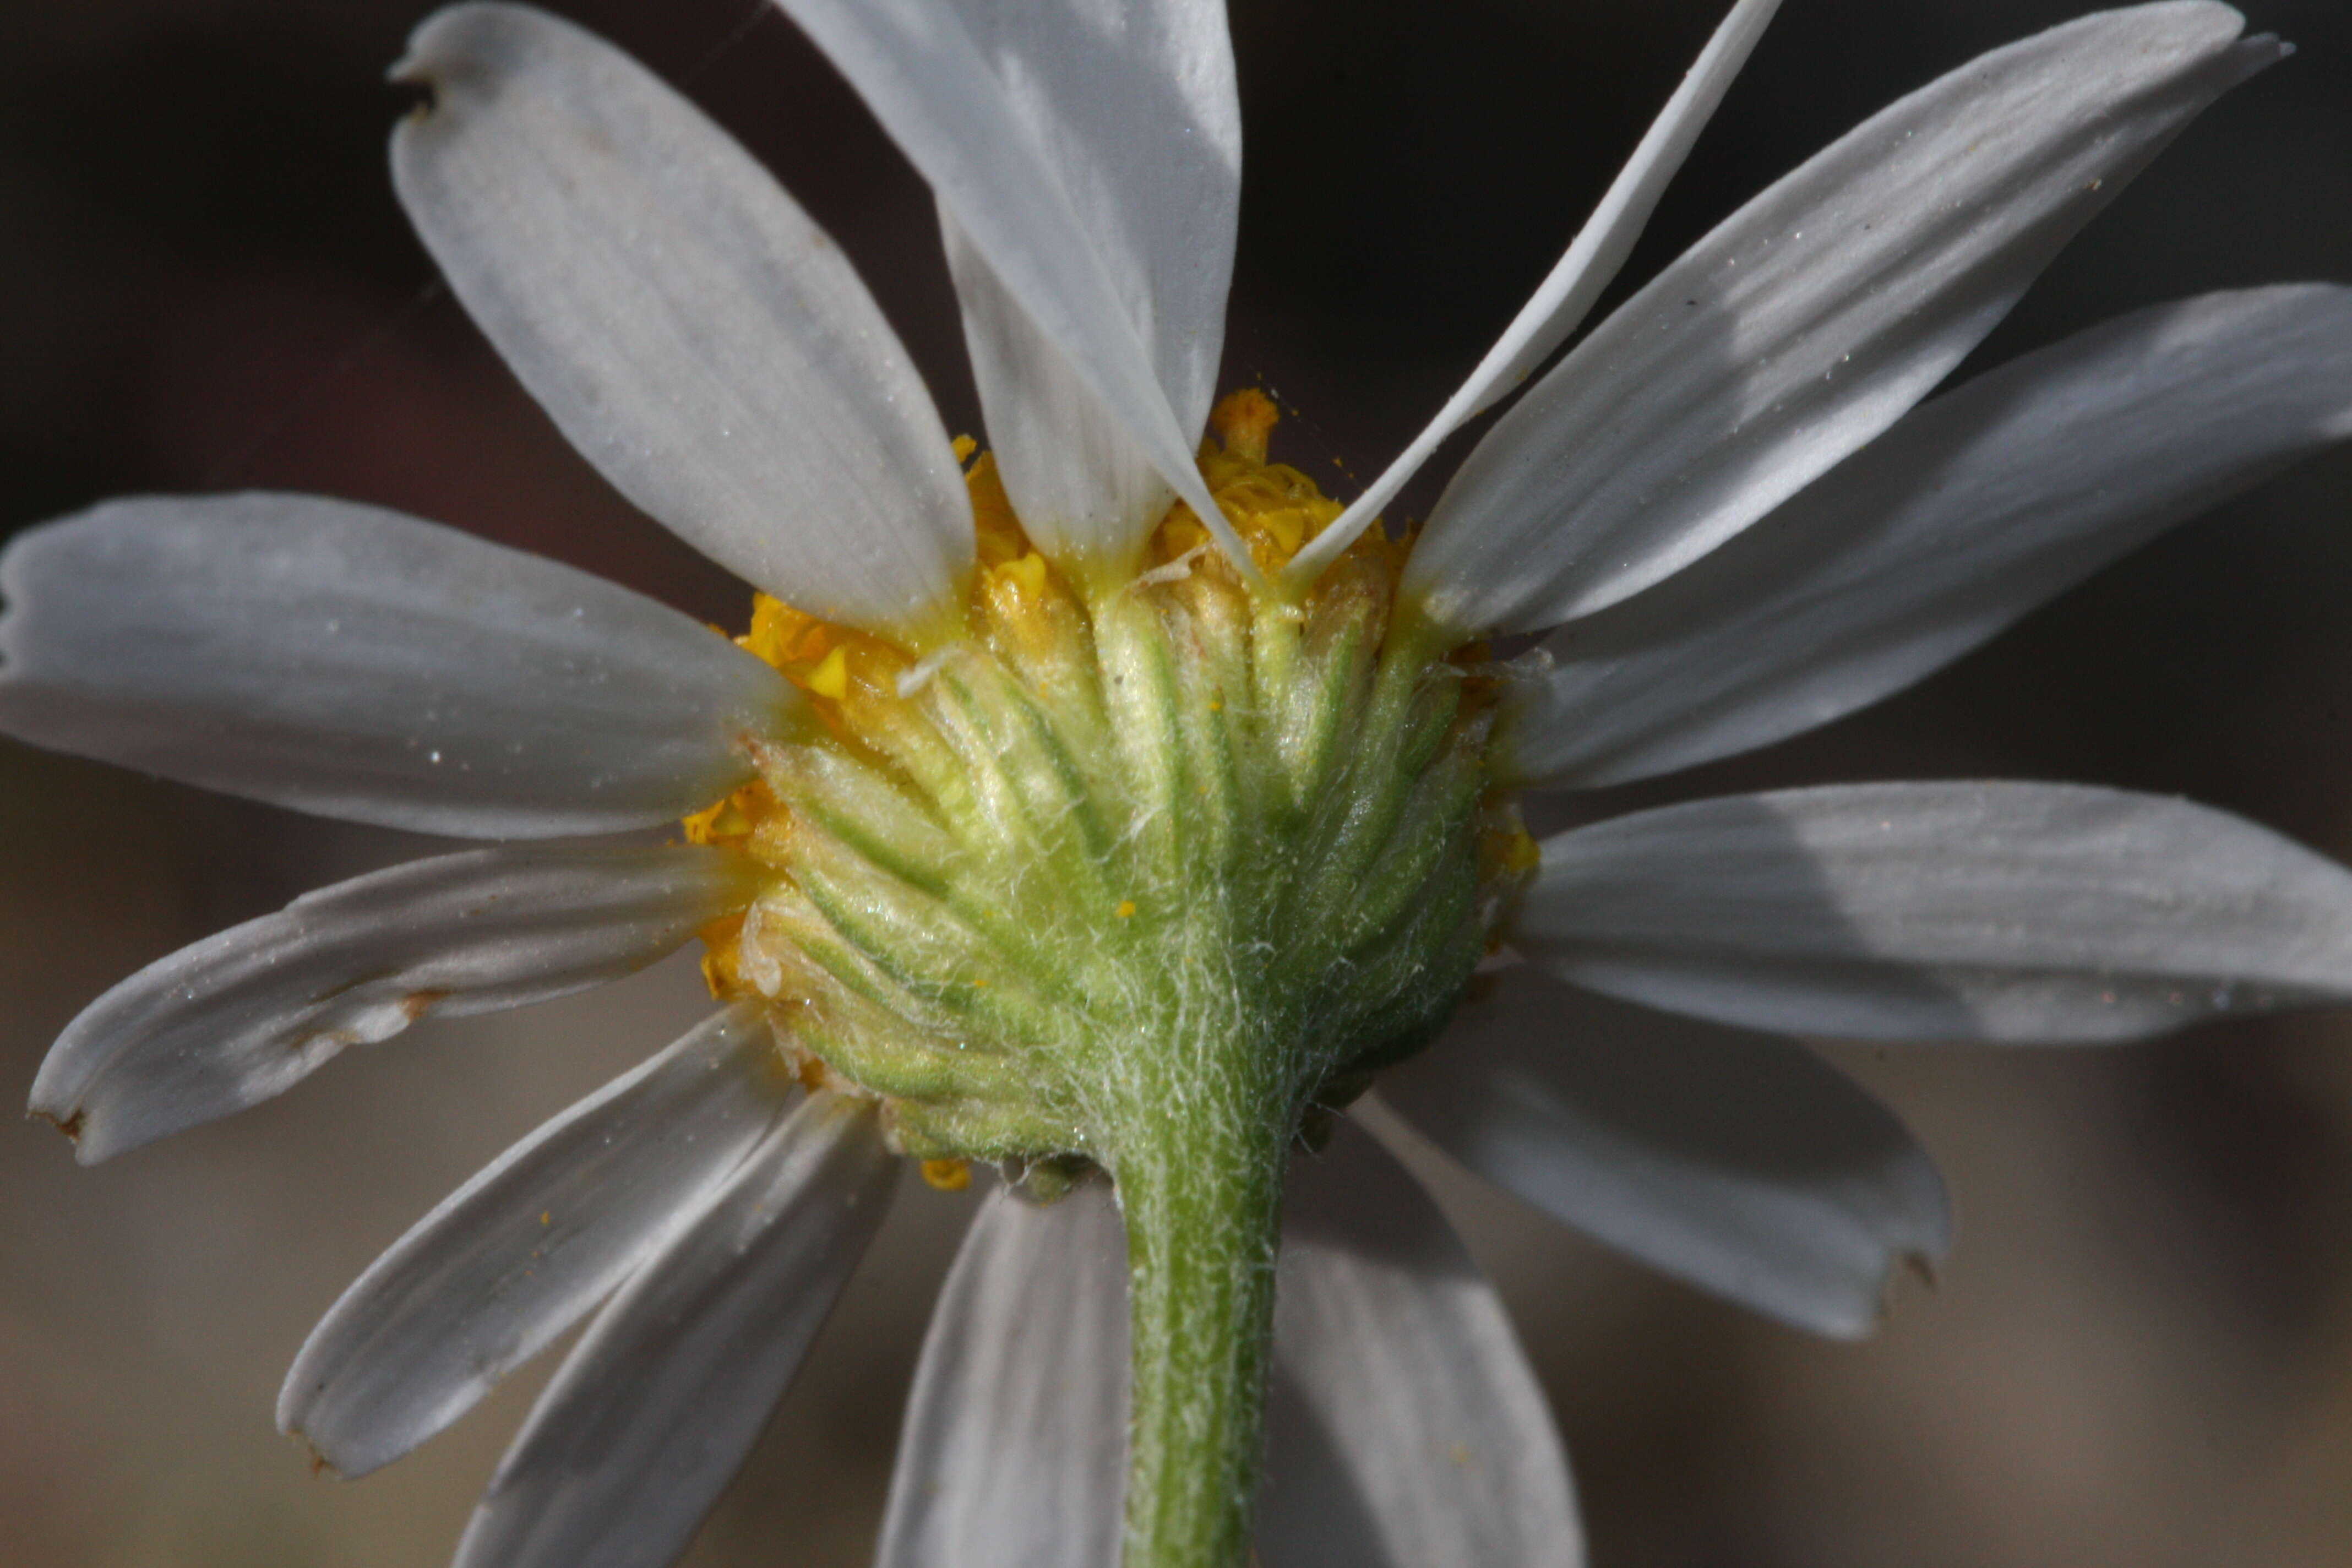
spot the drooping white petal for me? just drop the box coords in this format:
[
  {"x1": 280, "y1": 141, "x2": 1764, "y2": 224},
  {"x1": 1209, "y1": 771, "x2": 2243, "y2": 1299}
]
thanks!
[
  {"x1": 1282, "y1": 0, "x2": 1784, "y2": 587},
  {"x1": 453, "y1": 1091, "x2": 895, "y2": 1568},
  {"x1": 875, "y1": 1182, "x2": 1129, "y2": 1568},
  {"x1": 1404, "y1": 3, "x2": 2282, "y2": 635},
  {"x1": 392, "y1": 4, "x2": 973, "y2": 636},
  {"x1": 280, "y1": 1004, "x2": 793, "y2": 1478},
  {"x1": 28, "y1": 841, "x2": 754, "y2": 1164},
  {"x1": 1257, "y1": 1115, "x2": 1583, "y2": 1568},
  {"x1": 771, "y1": 0, "x2": 1255, "y2": 579},
  {"x1": 1501, "y1": 284, "x2": 2352, "y2": 788},
  {"x1": 1382, "y1": 971, "x2": 1949, "y2": 1338},
  {"x1": 1516, "y1": 783, "x2": 2352, "y2": 1043},
  {"x1": 0, "y1": 495, "x2": 794, "y2": 837},
  {"x1": 933, "y1": 0, "x2": 1239, "y2": 570}
]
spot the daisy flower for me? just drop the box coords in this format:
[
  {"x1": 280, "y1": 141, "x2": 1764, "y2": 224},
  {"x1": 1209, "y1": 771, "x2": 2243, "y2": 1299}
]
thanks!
[{"x1": 10, "y1": 1, "x2": 2352, "y2": 1565}]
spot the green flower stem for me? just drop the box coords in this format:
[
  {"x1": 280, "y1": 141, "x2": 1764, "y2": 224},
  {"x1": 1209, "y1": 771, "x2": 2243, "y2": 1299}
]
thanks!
[{"x1": 1110, "y1": 1037, "x2": 1293, "y2": 1568}]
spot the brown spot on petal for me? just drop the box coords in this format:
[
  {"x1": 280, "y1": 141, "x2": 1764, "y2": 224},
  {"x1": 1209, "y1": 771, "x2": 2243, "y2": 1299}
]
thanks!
[
  {"x1": 400, "y1": 989, "x2": 451, "y2": 1023},
  {"x1": 291, "y1": 1430, "x2": 344, "y2": 1482},
  {"x1": 35, "y1": 1108, "x2": 85, "y2": 1144}
]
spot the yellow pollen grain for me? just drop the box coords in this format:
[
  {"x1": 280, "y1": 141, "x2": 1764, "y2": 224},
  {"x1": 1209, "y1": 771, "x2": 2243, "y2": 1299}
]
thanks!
[
  {"x1": 920, "y1": 1157, "x2": 972, "y2": 1192},
  {"x1": 696, "y1": 912, "x2": 749, "y2": 1000},
  {"x1": 1115, "y1": 900, "x2": 1138, "y2": 920},
  {"x1": 994, "y1": 551, "x2": 1050, "y2": 600},
  {"x1": 806, "y1": 645, "x2": 851, "y2": 701},
  {"x1": 1211, "y1": 386, "x2": 1279, "y2": 462},
  {"x1": 1506, "y1": 829, "x2": 1540, "y2": 876},
  {"x1": 951, "y1": 433, "x2": 978, "y2": 464},
  {"x1": 539, "y1": 1211, "x2": 551, "y2": 1226}
]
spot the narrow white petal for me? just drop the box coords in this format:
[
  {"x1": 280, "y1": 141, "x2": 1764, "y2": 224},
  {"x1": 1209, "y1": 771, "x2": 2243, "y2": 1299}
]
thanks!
[
  {"x1": 1502, "y1": 284, "x2": 2352, "y2": 788},
  {"x1": 1259, "y1": 1116, "x2": 1583, "y2": 1568},
  {"x1": 934, "y1": 0, "x2": 1239, "y2": 569},
  {"x1": 27, "y1": 841, "x2": 752, "y2": 1164},
  {"x1": 453, "y1": 1092, "x2": 896, "y2": 1568},
  {"x1": 280, "y1": 1005, "x2": 794, "y2": 1477},
  {"x1": 0, "y1": 495, "x2": 795, "y2": 837},
  {"x1": 1382, "y1": 972, "x2": 1949, "y2": 1338},
  {"x1": 875, "y1": 1182, "x2": 1128, "y2": 1568},
  {"x1": 1517, "y1": 782, "x2": 2352, "y2": 1043},
  {"x1": 1406, "y1": 3, "x2": 2282, "y2": 635},
  {"x1": 393, "y1": 4, "x2": 973, "y2": 635},
  {"x1": 772, "y1": 0, "x2": 1255, "y2": 579},
  {"x1": 1282, "y1": 0, "x2": 1783, "y2": 586},
  {"x1": 943, "y1": 224, "x2": 1178, "y2": 576}
]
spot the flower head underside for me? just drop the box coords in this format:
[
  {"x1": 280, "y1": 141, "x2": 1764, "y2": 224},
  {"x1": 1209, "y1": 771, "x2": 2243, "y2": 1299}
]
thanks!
[{"x1": 10, "y1": 4, "x2": 2352, "y2": 1568}]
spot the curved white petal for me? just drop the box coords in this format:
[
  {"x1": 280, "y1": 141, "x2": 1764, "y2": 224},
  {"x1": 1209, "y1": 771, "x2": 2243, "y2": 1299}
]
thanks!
[
  {"x1": 1406, "y1": 3, "x2": 2282, "y2": 635},
  {"x1": 1381, "y1": 971, "x2": 1950, "y2": 1338},
  {"x1": 280, "y1": 1004, "x2": 794, "y2": 1477},
  {"x1": 1516, "y1": 782, "x2": 2352, "y2": 1043},
  {"x1": 1502, "y1": 284, "x2": 2352, "y2": 788},
  {"x1": 453, "y1": 1092, "x2": 896, "y2": 1568},
  {"x1": 1259, "y1": 1116, "x2": 1582, "y2": 1568},
  {"x1": 28, "y1": 841, "x2": 753, "y2": 1164},
  {"x1": 393, "y1": 4, "x2": 973, "y2": 636},
  {"x1": 874, "y1": 1182, "x2": 1129, "y2": 1568},
  {"x1": 1282, "y1": 0, "x2": 1784, "y2": 586},
  {"x1": 772, "y1": 0, "x2": 1254, "y2": 579},
  {"x1": 0, "y1": 495, "x2": 795, "y2": 837},
  {"x1": 935, "y1": 0, "x2": 1239, "y2": 569}
]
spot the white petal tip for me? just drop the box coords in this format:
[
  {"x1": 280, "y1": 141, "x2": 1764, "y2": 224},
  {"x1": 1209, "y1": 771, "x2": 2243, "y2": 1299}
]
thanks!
[{"x1": 388, "y1": 3, "x2": 488, "y2": 90}]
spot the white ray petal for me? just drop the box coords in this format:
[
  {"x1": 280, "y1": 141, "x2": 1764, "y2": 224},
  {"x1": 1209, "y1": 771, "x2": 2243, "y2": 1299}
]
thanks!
[
  {"x1": 932, "y1": 0, "x2": 1239, "y2": 571},
  {"x1": 1282, "y1": 0, "x2": 1784, "y2": 587},
  {"x1": 1404, "y1": 3, "x2": 2281, "y2": 635},
  {"x1": 280, "y1": 1005, "x2": 794, "y2": 1477},
  {"x1": 771, "y1": 0, "x2": 1256, "y2": 580},
  {"x1": 453, "y1": 1092, "x2": 896, "y2": 1568},
  {"x1": 0, "y1": 494, "x2": 796, "y2": 837},
  {"x1": 1502, "y1": 284, "x2": 2352, "y2": 788},
  {"x1": 1382, "y1": 972, "x2": 1949, "y2": 1337},
  {"x1": 1516, "y1": 782, "x2": 2352, "y2": 1043},
  {"x1": 1257, "y1": 1116, "x2": 1583, "y2": 1568},
  {"x1": 28, "y1": 841, "x2": 753, "y2": 1164},
  {"x1": 874, "y1": 1182, "x2": 1129, "y2": 1568},
  {"x1": 392, "y1": 4, "x2": 973, "y2": 637}
]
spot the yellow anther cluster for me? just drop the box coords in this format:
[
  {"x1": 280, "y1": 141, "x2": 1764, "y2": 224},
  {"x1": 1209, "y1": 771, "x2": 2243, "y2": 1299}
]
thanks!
[{"x1": 1142, "y1": 391, "x2": 1411, "y2": 594}]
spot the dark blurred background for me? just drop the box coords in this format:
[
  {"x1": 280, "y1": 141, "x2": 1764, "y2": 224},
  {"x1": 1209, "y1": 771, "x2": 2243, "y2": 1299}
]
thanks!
[{"x1": 5, "y1": 1, "x2": 2351, "y2": 1563}]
